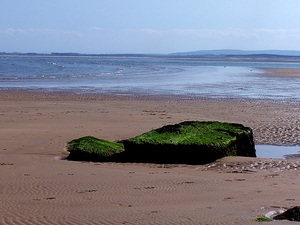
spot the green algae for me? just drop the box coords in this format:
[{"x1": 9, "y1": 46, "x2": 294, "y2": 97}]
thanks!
[
  {"x1": 126, "y1": 121, "x2": 250, "y2": 146},
  {"x1": 67, "y1": 136, "x2": 124, "y2": 160},
  {"x1": 66, "y1": 121, "x2": 256, "y2": 164}
]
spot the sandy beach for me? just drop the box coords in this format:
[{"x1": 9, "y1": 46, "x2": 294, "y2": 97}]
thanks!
[{"x1": 1, "y1": 79, "x2": 300, "y2": 224}]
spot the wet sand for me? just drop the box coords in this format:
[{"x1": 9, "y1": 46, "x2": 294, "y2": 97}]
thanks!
[
  {"x1": 1, "y1": 69, "x2": 300, "y2": 224},
  {"x1": 263, "y1": 68, "x2": 300, "y2": 78}
]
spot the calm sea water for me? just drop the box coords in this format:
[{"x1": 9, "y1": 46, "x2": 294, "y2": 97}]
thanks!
[{"x1": 1, "y1": 55, "x2": 300, "y2": 100}]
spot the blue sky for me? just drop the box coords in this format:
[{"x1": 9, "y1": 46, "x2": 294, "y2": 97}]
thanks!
[{"x1": 1, "y1": 0, "x2": 300, "y2": 54}]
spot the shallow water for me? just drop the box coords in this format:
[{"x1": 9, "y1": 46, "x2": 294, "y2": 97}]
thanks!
[
  {"x1": 256, "y1": 145, "x2": 300, "y2": 159},
  {"x1": 2, "y1": 55, "x2": 300, "y2": 101}
]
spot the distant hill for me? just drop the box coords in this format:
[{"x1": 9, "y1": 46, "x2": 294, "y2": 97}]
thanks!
[{"x1": 170, "y1": 49, "x2": 300, "y2": 57}]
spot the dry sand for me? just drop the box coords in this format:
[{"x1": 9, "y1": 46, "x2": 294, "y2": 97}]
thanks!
[{"x1": 1, "y1": 86, "x2": 300, "y2": 224}]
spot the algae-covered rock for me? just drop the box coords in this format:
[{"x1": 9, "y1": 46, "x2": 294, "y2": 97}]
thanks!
[
  {"x1": 66, "y1": 121, "x2": 256, "y2": 164},
  {"x1": 122, "y1": 121, "x2": 256, "y2": 164},
  {"x1": 66, "y1": 136, "x2": 124, "y2": 161},
  {"x1": 274, "y1": 206, "x2": 300, "y2": 222}
]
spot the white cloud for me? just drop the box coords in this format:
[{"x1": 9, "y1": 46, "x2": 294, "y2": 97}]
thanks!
[
  {"x1": 1, "y1": 27, "x2": 300, "y2": 53},
  {"x1": 89, "y1": 27, "x2": 104, "y2": 31},
  {"x1": 129, "y1": 28, "x2": 300, "y2": 40},
  {"x1": 0, "y1": 28, "x2": 82, "y2": 37},
  {"x1": 123, "y1": 28, "x2": 300, "y2": 51}
]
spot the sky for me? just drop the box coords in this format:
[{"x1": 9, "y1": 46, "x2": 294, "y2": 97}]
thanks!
[{"x1": 1, "y1": 0, "x2": 300, "y2": 54}]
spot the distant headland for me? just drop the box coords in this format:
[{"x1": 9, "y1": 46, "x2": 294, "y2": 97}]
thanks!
[
  {"x1": 2, "y1": 50, "x2": 300, "y2": 62},
  {"x1": 169, "y1": 49, "x2": 300, "y2": 57}
]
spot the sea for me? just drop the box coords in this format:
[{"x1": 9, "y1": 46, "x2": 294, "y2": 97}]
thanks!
[{"x1": 1, "y1": 54, "x2": 300, "y2": 101}]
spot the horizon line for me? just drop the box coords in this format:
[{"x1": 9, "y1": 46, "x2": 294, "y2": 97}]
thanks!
[{"x1": 2, "y1": 49, "x2": 300, "y2": 57}]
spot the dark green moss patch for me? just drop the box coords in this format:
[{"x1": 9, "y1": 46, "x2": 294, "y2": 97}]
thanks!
[
  {"x1": 128, "y1": 121, "x2": 250, "y2": 146},
  {"x1": 66, "y1": 136, "x2": 124, "y2": 161},
  {"x1": 66, "y1": 121, "x2": 256, "y2": 164},
  {"x1": 122, "y1": 121, "x2": 256, "y2": 164}
]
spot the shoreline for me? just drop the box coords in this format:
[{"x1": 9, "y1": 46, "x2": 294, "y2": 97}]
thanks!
[
  {"x1": 1, "y1": 86, "x2": 299, "y2": 103},
  {"x1": 0, "y1": 67, "x2": 300, "y2": 103}
]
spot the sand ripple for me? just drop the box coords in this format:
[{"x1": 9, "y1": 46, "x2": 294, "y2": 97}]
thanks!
[{"x1": 1, "y1": 158, "x2": 265, "y2": 225}]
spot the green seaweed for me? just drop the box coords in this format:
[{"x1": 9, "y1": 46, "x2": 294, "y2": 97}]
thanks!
[
  {"x1": 122, "y1": 121, "x2": 255, "y2": 164},
  {"x1": 67, "y1": 136, "x2": 124, "y2": 157},
  {"x1": 66, "y1": 121, "x2": 255, "y2": 164},
  {"x1": 255, "y1": 215, "x2": 272, "y2": 222},
  {"x1": 126, "y1": 121, "x2": 249, "y2": 146}
]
